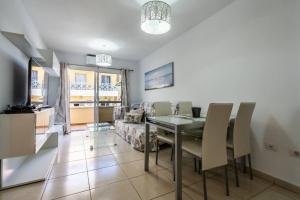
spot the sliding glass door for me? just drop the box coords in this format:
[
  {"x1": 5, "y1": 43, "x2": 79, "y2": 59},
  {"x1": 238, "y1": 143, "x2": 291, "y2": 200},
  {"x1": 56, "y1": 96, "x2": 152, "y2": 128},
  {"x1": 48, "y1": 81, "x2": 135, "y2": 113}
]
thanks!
[
  {"x1": 68, "y1": 66, "x2": 121, "y2": 132},
  {"x1": 95, "y1": 71, "x2": 121, "y2": 130},
  {"x1": 68, "y1": 68, "x2": 96, "y2": 131}
]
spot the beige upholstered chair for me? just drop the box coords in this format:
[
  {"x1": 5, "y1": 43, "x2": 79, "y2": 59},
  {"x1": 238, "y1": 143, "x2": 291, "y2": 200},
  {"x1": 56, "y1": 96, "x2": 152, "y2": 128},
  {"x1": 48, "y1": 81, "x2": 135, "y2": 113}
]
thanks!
[
  {"x1": 228, "y1": 102, "x2": 256, "y2": 187},
  {"x1": 176, "y1": 101, "x2": 193, "y2": 116},
  {"x1": 153, "y1": 102, "x2": 177, "y2": 180},
  {"x1": 182, "y1": 103, "x2": 233, "y2": 200},
  {"x1": 176, "y1": 101, "x2": 200, "y2": 171},
  {"x1": 152, "y1": 101, "x2": 172, "y2": 116}
]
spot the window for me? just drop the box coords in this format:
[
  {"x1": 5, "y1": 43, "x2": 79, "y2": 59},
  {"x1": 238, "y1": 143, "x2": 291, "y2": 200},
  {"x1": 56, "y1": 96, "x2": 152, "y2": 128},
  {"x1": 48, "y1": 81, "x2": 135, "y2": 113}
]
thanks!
[
  {"x1": 31, "y1": 70, "x2": 38, "y2": 88},
  {"x1": 32, "y1": 70, "x2": 38, "y2": 82},
  {"x1": 31, "y1": 66, "x2": 45, "y2": 103},
  {"x1": 75, "y1": 73, "x2": 87, "y2": 85},
  {"x1": 101, "y1": 75, "x2": 111, "y2": 84}
]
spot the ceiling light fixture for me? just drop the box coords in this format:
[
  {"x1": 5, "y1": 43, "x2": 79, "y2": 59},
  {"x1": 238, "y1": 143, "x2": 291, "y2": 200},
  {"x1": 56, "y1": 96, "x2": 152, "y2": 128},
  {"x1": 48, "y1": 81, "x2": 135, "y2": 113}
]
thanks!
[
  {"x1": 89, "y1": 39, "x2": 119, "y2": 51},
  {"x1": 96, "y1": 54, "x2": 112, "y2": 67},
  {"x1": 141, "y1": 0, "x2": 171, "y2": 35}
]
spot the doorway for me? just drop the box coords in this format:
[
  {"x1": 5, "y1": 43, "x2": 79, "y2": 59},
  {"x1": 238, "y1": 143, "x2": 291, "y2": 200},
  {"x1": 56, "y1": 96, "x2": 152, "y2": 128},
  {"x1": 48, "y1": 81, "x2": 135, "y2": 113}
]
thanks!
[{"x1": 68, "y1": 66, "x2": 122, "y2": 132}]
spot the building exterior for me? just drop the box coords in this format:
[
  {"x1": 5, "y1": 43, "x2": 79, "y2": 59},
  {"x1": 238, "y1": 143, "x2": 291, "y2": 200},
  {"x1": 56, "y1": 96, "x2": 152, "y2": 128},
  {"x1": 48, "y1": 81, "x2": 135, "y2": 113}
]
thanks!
[{"x1": 31, "y1": 66, "x2": 45, "y2": 103}]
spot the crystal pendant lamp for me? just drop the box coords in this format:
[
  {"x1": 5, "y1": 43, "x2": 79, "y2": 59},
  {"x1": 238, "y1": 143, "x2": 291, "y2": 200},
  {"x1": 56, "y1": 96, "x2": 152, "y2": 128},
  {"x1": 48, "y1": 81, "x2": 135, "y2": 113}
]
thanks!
[
  {"x1": 141, "y1": 0, "x2": 171, "y2": 35},
  {"x1": 96, "y1": 54, "x2": 112, "y2": 67}
]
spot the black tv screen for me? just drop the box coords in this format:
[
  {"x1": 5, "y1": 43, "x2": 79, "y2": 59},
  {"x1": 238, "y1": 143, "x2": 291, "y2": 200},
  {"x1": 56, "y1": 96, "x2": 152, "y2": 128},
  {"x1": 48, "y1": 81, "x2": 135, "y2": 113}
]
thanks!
[
  {"x1": 26, "y1": 58, "x2": 32, "y2": 106},
  {"x1": 27, "y1": 58, "x2": 48, "y2": 106}
]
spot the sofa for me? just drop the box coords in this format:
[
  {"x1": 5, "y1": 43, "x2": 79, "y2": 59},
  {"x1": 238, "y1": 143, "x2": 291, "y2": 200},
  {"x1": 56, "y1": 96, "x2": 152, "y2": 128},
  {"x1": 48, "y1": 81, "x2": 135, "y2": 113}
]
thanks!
[
  {"x1": 114, "y1": 101, "x2": 194, "y2": 152},
  {"x1": 114, "y1": 102, "x2": 160, "y2": 151}
]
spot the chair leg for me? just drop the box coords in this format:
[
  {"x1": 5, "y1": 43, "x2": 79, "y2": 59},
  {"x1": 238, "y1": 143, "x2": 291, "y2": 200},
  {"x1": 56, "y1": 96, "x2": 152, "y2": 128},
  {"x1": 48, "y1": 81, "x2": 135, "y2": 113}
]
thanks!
[
  {"x1": 232, "y1": 149, "x2": 239, "y2": 187},
  {"x1": 171, "y1": 144, "x2": 174, "y2": 161},
  {"x1": 248, "y1": 154, "x2": 253, "y2": 180},
  {"x1": 155, "y1": 139, "x2": 159, "y2": 165},
  {"x1": 233, "y1": 158, "x2": 239, "y2": 187},
  {"x1": 173, "y1": 153, "x2": 175, "y2": 182},
  {"x1": 225, "y1": 165, "x2": 230, "y2": 196},
  {"x1": 242, "y1": 156, "x2": 247, "y2": 173},
  {"x1": 194, "y1": 158, "x2": 197, "y2": 172},
  {"x1": 203, "y1": 170, "x2": 208, "y2": 200},
  {"x1": 198, "y1": 159, "x2": 202, "y2": 174}
]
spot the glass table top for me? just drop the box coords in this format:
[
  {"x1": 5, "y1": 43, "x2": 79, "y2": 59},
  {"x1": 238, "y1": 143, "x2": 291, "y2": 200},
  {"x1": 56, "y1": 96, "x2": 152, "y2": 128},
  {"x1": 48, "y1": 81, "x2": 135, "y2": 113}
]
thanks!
[{"x1": 148, "y1": 115, "x2": 206, "y2": 126}]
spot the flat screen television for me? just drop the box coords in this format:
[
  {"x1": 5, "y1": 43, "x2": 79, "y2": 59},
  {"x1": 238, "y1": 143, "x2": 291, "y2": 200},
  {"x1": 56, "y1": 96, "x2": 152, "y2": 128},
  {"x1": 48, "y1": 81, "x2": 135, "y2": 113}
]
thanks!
[{"x1": 27, "y1": 58, "x2": 48, "y2": 106}]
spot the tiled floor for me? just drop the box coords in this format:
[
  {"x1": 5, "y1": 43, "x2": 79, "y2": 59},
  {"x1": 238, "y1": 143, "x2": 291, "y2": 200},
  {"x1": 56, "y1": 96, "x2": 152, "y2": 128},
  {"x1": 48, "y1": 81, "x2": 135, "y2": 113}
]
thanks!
[{"x1": 0, "y1": 130, "x2": 299, "y2": 200}]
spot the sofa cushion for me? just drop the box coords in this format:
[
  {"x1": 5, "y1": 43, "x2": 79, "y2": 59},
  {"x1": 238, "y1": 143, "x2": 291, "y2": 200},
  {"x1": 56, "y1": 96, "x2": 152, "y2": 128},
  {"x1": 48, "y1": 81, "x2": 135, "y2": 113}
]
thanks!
[{"x1": 124, "y1": 108, "x2": 144, "y2": 124}]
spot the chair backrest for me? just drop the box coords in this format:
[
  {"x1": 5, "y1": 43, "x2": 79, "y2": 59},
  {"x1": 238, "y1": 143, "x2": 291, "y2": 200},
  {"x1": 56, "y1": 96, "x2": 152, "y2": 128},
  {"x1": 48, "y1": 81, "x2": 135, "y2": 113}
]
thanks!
[
  {"x1": 233, "y1": 102, "x2": 256, "y2": 158},
  {"x1": 202, "y1": 103, "x2": 233, "y2": 170},
  {"x1": 177, "y1": 101, "x2": 193, "y2": 116},
  {"x1": 153, "y1": 102, "x2": 172, "y2": 116}
]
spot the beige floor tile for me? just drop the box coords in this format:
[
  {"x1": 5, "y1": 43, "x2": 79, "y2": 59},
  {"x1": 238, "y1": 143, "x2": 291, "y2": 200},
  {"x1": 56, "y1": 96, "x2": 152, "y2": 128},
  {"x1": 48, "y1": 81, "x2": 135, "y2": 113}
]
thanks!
[
  {"x1": 114, "y1": 151, "x2": 144, "y2": 164},
  {"x1": 183, "y1": 178, "x2": 235, "y2": 200},
  {"x1": 59, "y1": 145, "x2": 86, "y2": 153},
  {"x1": 85, "y1": 147, "x2": 112, "y2": 158},
  {"x1": 87, "y1": 137, "x2": 119, "y2": 148},
  {"x1": 161, "y1": 164, "x2": 203, "y2": 187},
  {"x1": 152, "y1": 191, "x2": 192, "y2": 200},
  {"x1": 50, "y1": 160, "x2": 87, "y2": 179},
  {"x1": 62, "y1": 140, "x2": 84, "y2": 147},
  {"x1": 42, "y1": 172, "x2": 89, "y2": 200},
  {"x1": 56, "y1": 191, "x2": 91, "y2": 200},
  {"x1": 120, "y1": 158, "x2": 163, "y2": 178},
  {"x1": 56, "y1": 151, "x2": 86, "y2": 163},
  {"x1": 109, "y1": 143, "x2": 134, "y2": 154},
  {"x1": 0, "y1": 182, "x2": 46, "y2": 200},
  {"x1": 86, "y1": 155, "x2": 118, "y2": 171},
  {"x1": 91, "y1": 180, "x2": 140, "y2": 200},
  {"x1": 130, "y1": 170, "x2": 175, "y2": 200},
  {"x1": 210, "y1": 170, "x2": 273, "y2": 199},
  {"x1": 183, "y1": 171, "x2": 273, "y2": 200},
  {"x1": 251, "y1": 186, "x2": 300, "y2": 200},
  {"x1": 88, "y1": 165, "x2": 128, "y2": 189}
]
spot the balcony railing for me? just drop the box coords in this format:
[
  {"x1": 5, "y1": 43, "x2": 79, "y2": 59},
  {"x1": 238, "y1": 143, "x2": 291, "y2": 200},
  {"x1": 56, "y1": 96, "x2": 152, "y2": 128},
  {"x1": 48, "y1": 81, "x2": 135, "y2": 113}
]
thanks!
[
  {"x1": 70, "y1": 83, "x2": 118, "y2": 91},
  {"x1": 31, "y1": 80, "x2": 42, "y2": 89},
  {"x1": 70, "y1": 101, "x2": 122, "y2": 107}
]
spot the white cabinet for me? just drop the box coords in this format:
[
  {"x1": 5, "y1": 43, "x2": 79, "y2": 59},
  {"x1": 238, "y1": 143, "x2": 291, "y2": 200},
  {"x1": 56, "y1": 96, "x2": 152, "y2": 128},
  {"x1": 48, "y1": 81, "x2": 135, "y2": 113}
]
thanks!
[{"x1": 0, "y1": 108, "x2": 58, "y2": 189}]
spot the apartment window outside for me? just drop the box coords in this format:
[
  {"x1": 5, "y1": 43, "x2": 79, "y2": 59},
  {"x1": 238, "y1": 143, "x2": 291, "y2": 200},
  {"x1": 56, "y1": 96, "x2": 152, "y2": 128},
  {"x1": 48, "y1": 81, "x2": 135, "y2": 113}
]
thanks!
[
  {"x1": 31, "y1": 66, "x2": 45, "y2": 103},
  {"x1": 101, "y1": 75, "x2": 111, "y2": 84},
  {"x1": 75, "y1": 73, "x2": 87, "y2": 89},
  {"x1": 31, "y1": 70, "x2": 38, "y2": 87},
  {"x1": 99, "y1": 73, "x2": 121, "y2": 105}
]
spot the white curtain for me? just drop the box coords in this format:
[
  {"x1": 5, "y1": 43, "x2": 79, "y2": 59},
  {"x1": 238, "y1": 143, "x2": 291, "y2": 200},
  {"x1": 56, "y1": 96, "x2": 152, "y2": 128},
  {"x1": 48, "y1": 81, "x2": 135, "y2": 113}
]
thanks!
[
  {"x1": 55, "y1": 63, "x2": 71, "y2": 134},
  {"x1": 121, "y1": 69, "x2": 129, "y2": 112}
]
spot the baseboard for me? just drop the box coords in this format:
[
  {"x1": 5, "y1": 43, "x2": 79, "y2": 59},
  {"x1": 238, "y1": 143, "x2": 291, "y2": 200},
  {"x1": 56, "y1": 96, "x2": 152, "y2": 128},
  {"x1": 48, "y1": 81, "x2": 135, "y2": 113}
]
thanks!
[
  {"x1": 227, "y1": 160, "x2": 300, "y2": 194},
  {"x1": 253, "y1": 169, "x2": 300, "y2": 195}
]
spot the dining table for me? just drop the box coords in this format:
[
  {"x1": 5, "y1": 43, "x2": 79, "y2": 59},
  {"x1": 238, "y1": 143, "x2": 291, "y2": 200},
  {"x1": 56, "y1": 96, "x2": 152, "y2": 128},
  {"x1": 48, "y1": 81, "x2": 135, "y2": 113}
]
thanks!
[{"x1": 144, "y1": 115, "x2": 206, "y2": 200}]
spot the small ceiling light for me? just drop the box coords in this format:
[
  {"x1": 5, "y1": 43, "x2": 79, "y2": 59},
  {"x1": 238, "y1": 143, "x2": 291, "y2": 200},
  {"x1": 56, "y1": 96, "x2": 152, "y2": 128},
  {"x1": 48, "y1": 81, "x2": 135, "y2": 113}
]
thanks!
[
  {"x1": 96, "y1": 54, "x2": 112, "y2": 67},
  {"x1": 89, "y1": 39, "x2": 119, "y2": 51},
  {"x1": 141, "y1": 0, "x2": 171, "y2": 35}
]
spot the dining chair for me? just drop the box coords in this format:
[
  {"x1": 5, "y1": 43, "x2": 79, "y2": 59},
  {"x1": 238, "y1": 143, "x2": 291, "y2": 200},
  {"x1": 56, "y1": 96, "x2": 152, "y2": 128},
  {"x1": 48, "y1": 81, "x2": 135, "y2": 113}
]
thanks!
[
  {"x1": 176, "y1": 101, "x2": 199, "y2": 171},
  {"x1": 153, "y1": 102, "x2": 176, "y2": 180},
  {"x1": 227, "y1": 102, "x2": 256, "y2": 187},
  {"x1": 182, "y1": 103, "x2": 233, "y2": 200},
  {"x1": 176, "y1": 101, "x2": 193, "y2": 116},
  {"x1": 152, "y1": 101, "x2": 172, "y2": 116}
]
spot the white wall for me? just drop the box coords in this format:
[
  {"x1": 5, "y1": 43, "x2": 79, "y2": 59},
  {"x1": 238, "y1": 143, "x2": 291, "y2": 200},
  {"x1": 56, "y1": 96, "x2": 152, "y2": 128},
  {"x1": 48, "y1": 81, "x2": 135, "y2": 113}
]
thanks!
[
  {"x1": 56, "y1": 51, "x2": 141, "y2": 105},
  {"x1": 0, "y1": 0, "x2": 46, "y2": 110},
  {"x1": 0, "y1": 0, "x2": 46, "y2": 174},
  {"x1": 139, "y1": 0, "x2": 300, "y2": 186}
]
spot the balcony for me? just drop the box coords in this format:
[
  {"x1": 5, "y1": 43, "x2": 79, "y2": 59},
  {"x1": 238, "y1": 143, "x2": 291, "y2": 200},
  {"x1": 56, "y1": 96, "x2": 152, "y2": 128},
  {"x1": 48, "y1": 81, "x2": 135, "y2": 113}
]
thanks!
[
  {"x1": 70, "y1": 83, "x2": 119, "y2": 97},
  {"x1": 70, "y1": 102, "x2": 121, "y2": 131},
  {"x1": 31, "y1": 80, "x2": 43, "y2": 97}
]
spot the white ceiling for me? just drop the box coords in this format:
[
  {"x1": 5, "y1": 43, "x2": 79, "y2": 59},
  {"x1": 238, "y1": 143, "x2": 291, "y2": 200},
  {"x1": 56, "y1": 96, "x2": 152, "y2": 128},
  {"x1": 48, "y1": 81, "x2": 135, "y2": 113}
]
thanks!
[{"x1": 22, "y1": 0, "x2": 234, "y2": 61}]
